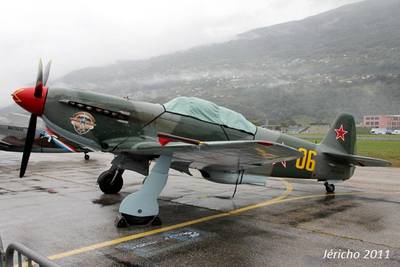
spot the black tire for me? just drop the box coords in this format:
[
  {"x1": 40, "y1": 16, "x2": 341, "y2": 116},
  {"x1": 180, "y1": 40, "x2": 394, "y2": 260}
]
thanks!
[
  {"x1": 151, "y1": 216, "x2": 162, "y2": 226},
  {"x1": 114, "y1": 214, "x2": 128, "y2": 228},
  {"x1": 84, "y1": 154, "x2": 90, "y2": 160},
  {"x1": 98, "y1": 169, "x2": 123, "y2": 194},
  {"x1": 325, "y1": 182, "x2": 335, "y2": 193},
  {"x1": 120, "y1": 213, "x2": 155, "y2": 226}
]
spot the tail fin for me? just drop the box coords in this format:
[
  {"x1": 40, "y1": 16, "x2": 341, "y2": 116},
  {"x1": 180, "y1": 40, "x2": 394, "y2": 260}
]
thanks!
[
  {"x1": 320, "y1": 113, "x2": 356, "y2": 154},
  {"x1": 320, "y1": 113, "x2": 391, "y2": 167}
]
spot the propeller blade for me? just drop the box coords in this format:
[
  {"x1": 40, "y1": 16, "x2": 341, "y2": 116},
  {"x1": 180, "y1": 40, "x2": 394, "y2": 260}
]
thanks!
[
  {"x1": 43, "y1": 60, "x2": 52, "y2": 86},
  {"x1": 34, "y1": 59, "x2": 44, "y2": 98},
  {"x1": 20, "y1": 114, "x2": 37, "y2": 178}
]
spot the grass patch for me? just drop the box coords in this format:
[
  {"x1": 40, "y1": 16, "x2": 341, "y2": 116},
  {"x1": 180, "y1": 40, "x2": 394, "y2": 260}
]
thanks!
[{"x1": 356, "y1": 140, "x2": 400, "y2": 167}]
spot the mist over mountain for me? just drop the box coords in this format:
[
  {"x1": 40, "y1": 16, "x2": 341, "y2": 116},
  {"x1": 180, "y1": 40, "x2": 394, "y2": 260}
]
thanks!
[{"x1": 57, "y1": 0, "x2": 400, "y2": 125}]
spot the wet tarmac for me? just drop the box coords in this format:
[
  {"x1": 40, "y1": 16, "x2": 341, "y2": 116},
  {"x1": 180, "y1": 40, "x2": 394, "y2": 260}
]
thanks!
[{"x1": 0, "y1": 151, "x2": 399, "y2": 266}]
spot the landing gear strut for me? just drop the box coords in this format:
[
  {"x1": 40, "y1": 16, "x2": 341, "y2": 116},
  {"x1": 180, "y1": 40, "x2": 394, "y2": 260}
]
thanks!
[
  {"x1": 115, "y1": 154, "x2": 172, "y2": 228},
  {"x1": 97, "y1": 168, "x2": 124, "y2": 194},
  {"x1": 324, "y1": 181, "x2": 335, "y2": 193}
]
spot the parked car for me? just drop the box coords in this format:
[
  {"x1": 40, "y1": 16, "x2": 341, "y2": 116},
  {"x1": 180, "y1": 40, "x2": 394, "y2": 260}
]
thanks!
[
  {"x1": 370, "y1": 128, "x2": 388, "y2": 134},
  {"x1": 392, "y1": 129, "x2": 400, "y2": 135}
]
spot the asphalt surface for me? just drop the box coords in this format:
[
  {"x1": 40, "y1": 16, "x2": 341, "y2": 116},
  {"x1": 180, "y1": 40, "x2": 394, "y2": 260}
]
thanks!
[{"x1": 0, "y1": 151, "x2": 399, "y2": 267}]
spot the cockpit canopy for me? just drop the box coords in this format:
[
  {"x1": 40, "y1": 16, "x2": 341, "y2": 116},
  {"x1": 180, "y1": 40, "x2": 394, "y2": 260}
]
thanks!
[{"x1": 164, "y1": 97, "x2": 256, "y2": 134}]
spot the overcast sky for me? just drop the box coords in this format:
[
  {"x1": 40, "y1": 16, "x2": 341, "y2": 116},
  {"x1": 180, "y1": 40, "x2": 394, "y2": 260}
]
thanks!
[{"x1": 0, "y1": 0, "x2": 360, "y2": 107}]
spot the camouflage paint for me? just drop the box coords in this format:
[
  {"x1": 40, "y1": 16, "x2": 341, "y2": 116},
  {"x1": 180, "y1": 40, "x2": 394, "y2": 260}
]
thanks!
[{"x1": 41, "y1": 89, "x2": 357, "y2": 183}]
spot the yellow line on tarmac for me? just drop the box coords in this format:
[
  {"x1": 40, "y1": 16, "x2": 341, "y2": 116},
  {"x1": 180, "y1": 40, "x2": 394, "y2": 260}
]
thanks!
[{"x1": 48, "y1": 180, "x2": 293, "y2": 261}]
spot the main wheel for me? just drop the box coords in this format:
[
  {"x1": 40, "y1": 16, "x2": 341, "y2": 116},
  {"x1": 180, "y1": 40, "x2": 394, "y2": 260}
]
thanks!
[
  {"x1": 84, "y1": 153, "x2": 90, "y2": 160},
  {"x1": 324, "y1": 182, "x2": 335, "y2": 193},
  {"x1": 115, "y1": 213, "x2": 161, "y2": 228},
  {"x1": 98, "y1": 169, "x2": 123, "y2": 194}
]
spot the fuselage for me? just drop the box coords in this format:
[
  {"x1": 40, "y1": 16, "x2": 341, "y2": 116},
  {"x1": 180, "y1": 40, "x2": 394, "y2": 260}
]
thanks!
[{"x1": 40, "y1": 88, "x2": 354, "y2": 182}]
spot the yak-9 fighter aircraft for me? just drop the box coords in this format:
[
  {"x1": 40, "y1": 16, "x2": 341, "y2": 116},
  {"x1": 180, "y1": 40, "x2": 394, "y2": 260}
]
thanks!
[{"x1": 11, "y1": 61, "x2": 391, "y2": 227}]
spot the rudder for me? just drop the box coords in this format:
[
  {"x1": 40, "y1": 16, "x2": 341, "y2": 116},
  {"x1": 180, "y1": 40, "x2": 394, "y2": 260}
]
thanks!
[{"x1": 320, "y1": 113, "x2": 356, "y2": 154}]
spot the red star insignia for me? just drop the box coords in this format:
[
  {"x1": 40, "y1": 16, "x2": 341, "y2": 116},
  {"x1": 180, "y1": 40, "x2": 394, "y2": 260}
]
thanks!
[{"x1": 335, "y1": 124, "x2": 348, "y2": 141}]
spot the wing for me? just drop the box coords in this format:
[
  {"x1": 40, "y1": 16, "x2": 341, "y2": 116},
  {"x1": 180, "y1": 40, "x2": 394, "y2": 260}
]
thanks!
[
  {"x1": 123, "y1": 132, "x2": 302, "y2": 171},
  {"x1": 324, "y1": 152, "x2": 391, "y2": 167}
]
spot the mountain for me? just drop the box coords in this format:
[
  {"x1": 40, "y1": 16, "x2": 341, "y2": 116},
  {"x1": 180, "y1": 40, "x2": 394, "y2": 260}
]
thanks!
[{"x1": 57, "y1": 0, "x2": 400, "y2": 125}]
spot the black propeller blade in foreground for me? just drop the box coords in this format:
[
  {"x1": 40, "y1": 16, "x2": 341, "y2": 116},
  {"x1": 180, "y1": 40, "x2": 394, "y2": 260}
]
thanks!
[
  {"x1": 20, "y1": 114, "x2": 37, "y2": 177},
  {"x1": 19, "y1": 59, "x2": 51, "y2": 177}
]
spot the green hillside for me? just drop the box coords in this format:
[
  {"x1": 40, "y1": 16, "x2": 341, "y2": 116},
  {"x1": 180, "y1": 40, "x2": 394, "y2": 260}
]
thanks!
[{"x1": 57, "y1": 0, "x2": 400, "y2": 124}]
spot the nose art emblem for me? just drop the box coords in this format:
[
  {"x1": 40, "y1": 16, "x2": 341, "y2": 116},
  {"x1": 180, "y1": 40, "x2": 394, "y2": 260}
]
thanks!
[{"x1": 70, "y1": 112, "x2": 96, "y2": 135}]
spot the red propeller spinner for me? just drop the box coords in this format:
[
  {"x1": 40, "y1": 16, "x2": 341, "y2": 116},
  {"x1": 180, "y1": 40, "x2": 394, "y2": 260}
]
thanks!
[
  {"x1": 12, "y1": 60, "x2": 51, "y2": 115},
  {"x1": 12, "y1": 86, "x2": 48, "y2": 115},
  {"x1": 11, "y1": 59, "x2": 51, "y2": 178}
]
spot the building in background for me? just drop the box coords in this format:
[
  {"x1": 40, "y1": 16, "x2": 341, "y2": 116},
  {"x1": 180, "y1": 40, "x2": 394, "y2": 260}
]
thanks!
[{"x1": 363, "y1": 115, "x2": 400, "y2": 129}]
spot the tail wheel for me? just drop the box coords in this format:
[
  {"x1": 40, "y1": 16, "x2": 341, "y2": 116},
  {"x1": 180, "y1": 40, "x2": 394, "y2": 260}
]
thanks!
[
  {"x1": 324, "y1": 182, "x2": 335, "y2": 193},
  {"x1": 98, "y1": 169, "x2": 124, "y2": 194}
]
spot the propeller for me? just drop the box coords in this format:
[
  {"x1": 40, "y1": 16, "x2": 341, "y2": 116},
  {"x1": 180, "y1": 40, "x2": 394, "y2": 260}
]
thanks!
[
  {"x1": 19, "y1": 59, "x2": 51, "y2": 178},
  {"x1": 43, "y1": 60, "x2": 52, "y2": 87},
  {"x1": 20, "y1": 114, "x2": 37, "y2": 177}
]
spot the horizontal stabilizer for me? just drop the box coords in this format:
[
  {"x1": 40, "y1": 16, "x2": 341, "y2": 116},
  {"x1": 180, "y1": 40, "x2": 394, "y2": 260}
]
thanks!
[{"x1": 324, "y1": 152, "x2": 391, "y2": 167}]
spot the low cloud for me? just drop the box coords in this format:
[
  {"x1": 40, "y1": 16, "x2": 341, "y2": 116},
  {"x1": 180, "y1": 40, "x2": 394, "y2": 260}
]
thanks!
[{"x1": 0, "y1": 0, "x2": 360, "y2": 107}]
